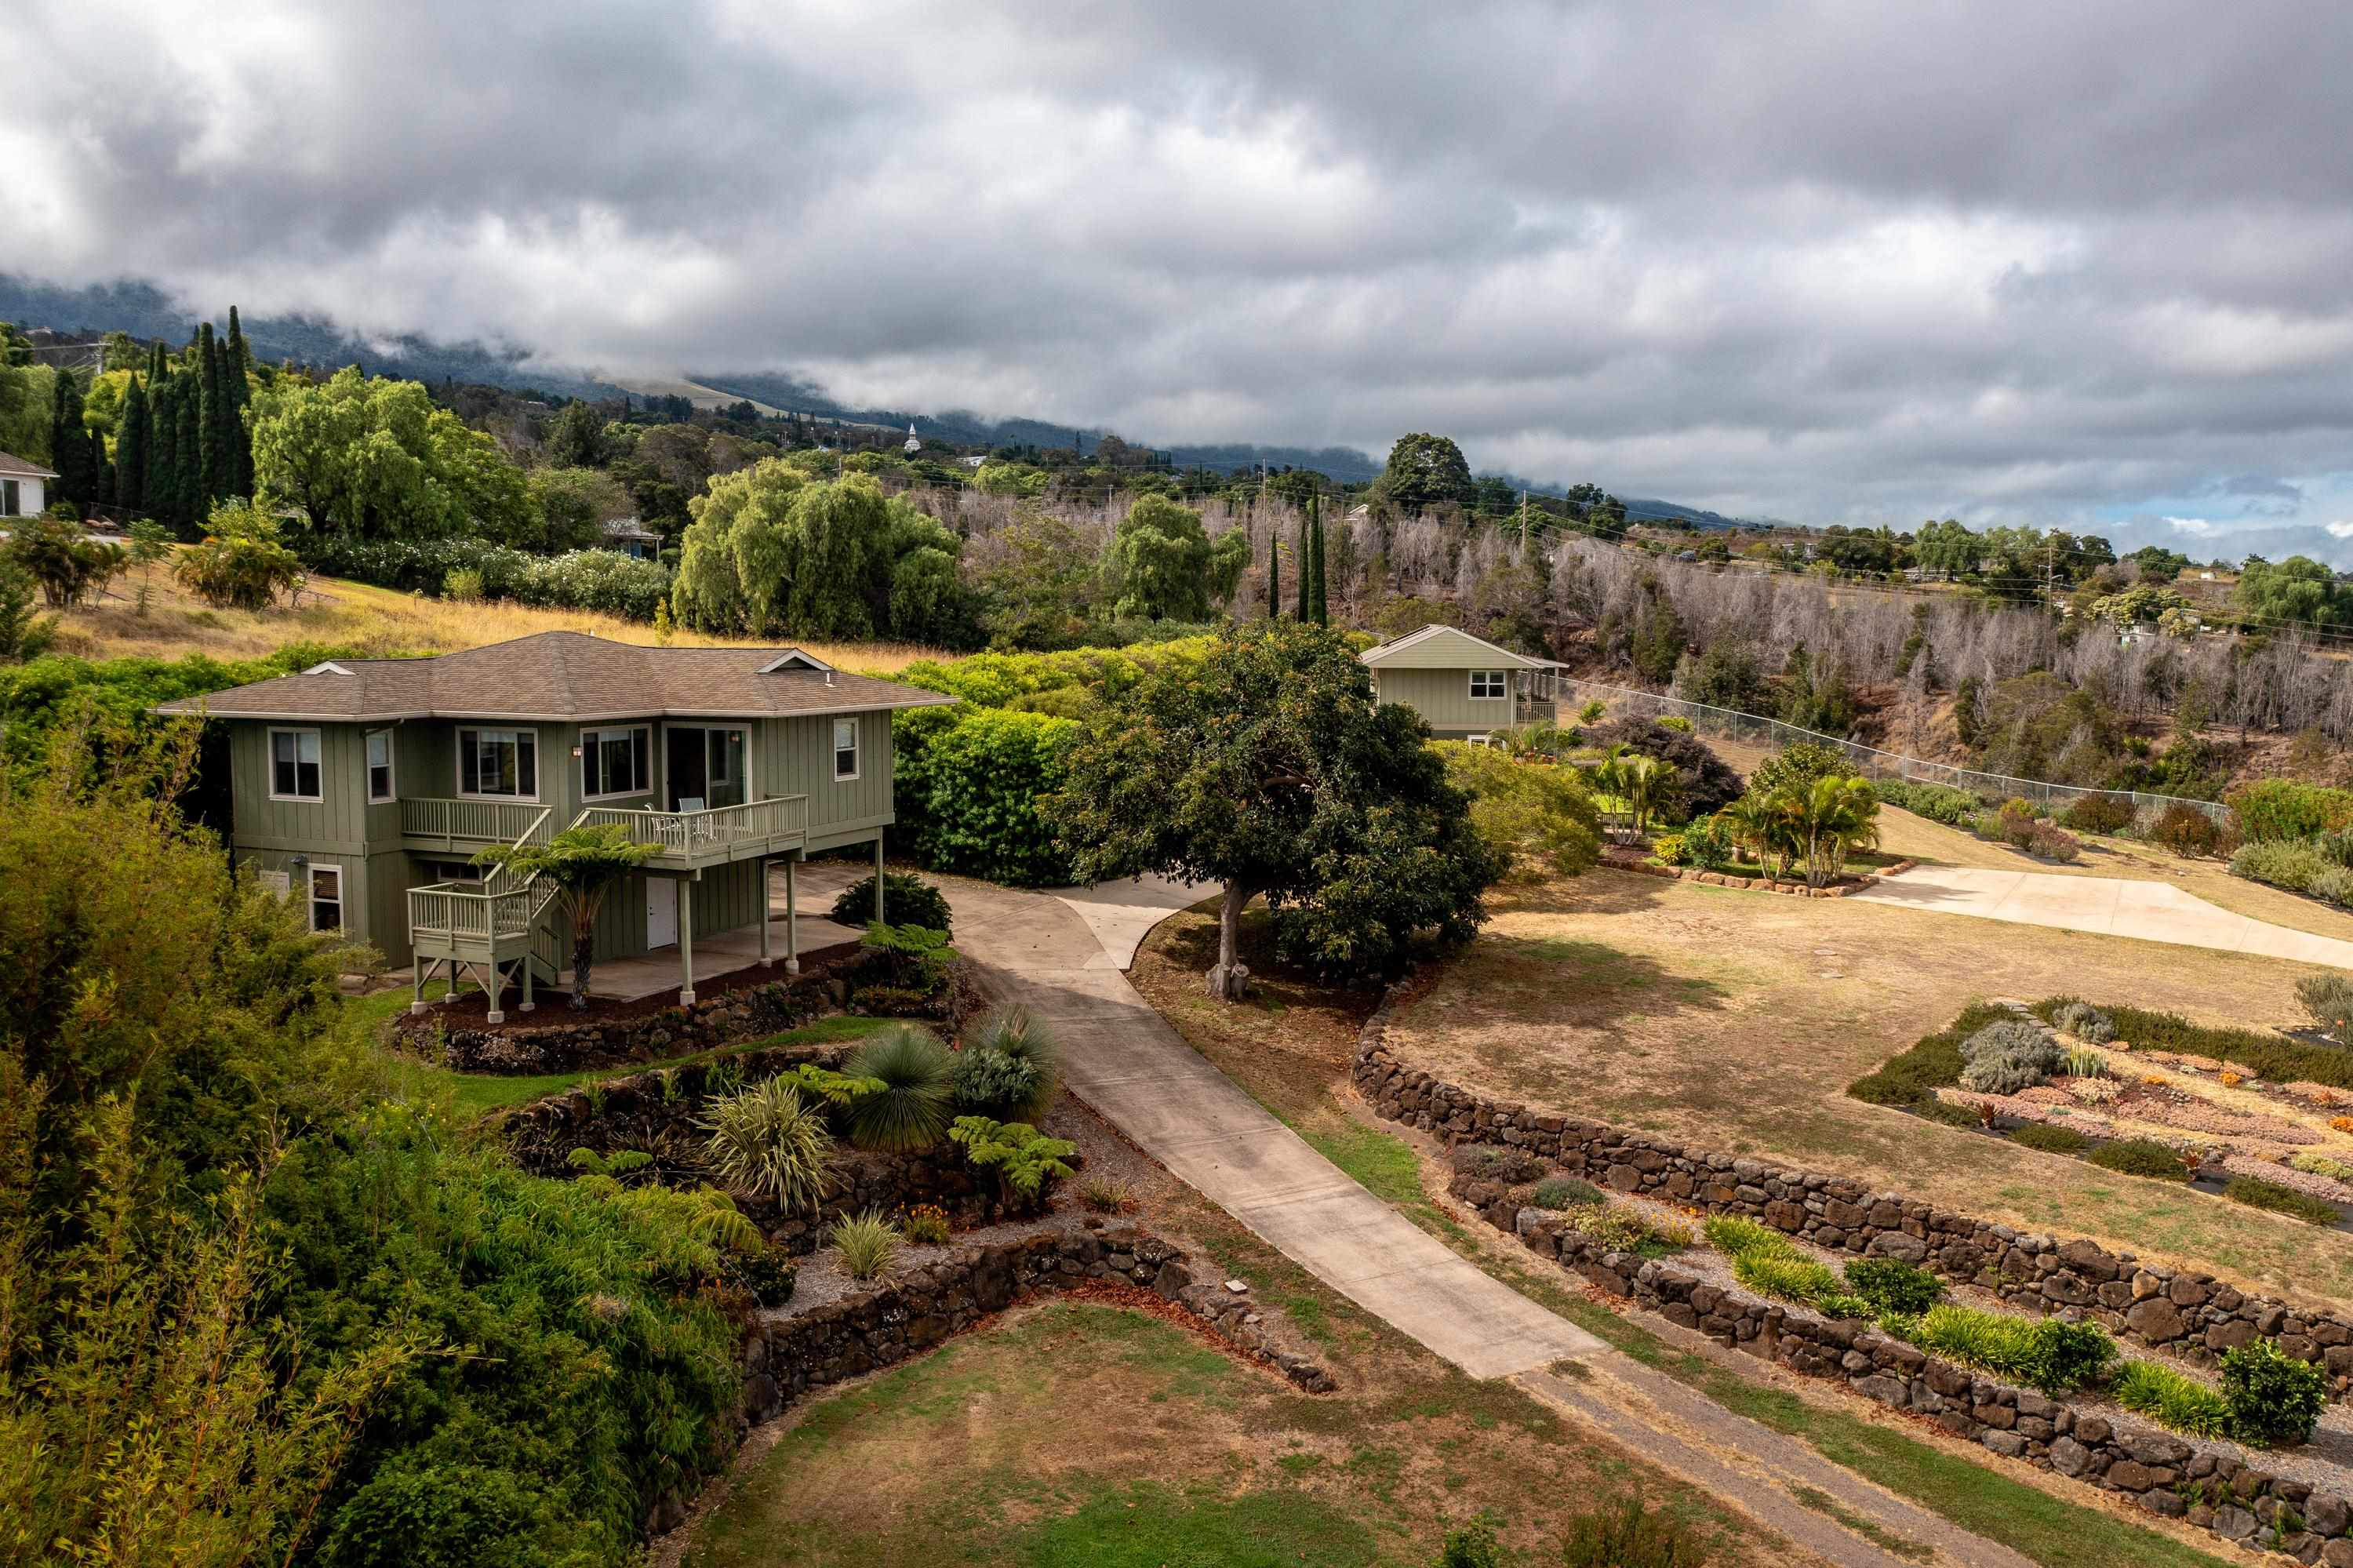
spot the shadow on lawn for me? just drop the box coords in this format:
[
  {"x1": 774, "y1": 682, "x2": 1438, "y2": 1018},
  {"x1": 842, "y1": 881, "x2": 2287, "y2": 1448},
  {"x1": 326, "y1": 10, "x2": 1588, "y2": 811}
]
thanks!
[{"x1": 1482, "y1": 935, "x2": 1733, "y2": 1031}]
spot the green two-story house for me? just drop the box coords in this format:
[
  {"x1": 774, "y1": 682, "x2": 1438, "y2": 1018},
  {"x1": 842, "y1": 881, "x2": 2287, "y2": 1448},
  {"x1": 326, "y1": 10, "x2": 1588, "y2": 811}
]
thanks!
[
  {"x1": 1358, "y1": 624, "x2": 1559, "y2": 740},
  {"x1": 157, "y1": 631, "x2": 955, "y2": 1019}
]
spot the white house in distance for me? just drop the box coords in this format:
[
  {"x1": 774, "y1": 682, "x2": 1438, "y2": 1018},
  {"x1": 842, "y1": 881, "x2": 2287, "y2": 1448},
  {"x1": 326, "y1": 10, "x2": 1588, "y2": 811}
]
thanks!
[
  {"x1": 1358, "y1": 624, "x2": 1562, "y2": 740},
  {"x1": 0, "y1": 450, "x2": 56, "y2": 517}
]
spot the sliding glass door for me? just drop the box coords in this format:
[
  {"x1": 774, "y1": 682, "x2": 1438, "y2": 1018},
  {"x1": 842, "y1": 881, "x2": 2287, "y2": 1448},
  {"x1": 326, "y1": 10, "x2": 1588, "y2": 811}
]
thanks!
[{"x1": 664, "y1": 725, "x2": 748, "y2": 811}]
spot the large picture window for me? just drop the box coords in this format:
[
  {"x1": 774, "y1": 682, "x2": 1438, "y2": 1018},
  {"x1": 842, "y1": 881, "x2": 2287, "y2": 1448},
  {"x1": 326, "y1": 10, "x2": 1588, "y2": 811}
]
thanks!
[
  {"x1": 582, "y1": 726, "x2": 652, "y2": 799},
  {"x1": 270, "y1": 728, "x2": 322, "y2": 800},
  {"x1": 365, "y1": 729, "x2": 396, "y2": 802},
  {"x1": 832, "y1": 717, "x2": 860, "y2": 781},
  {"x1": 459, "y1": 728, "x2": 538, "y2": 799},
  {"x1": 1469, "y1": 671, "x2": 1507, "y2": 700}
]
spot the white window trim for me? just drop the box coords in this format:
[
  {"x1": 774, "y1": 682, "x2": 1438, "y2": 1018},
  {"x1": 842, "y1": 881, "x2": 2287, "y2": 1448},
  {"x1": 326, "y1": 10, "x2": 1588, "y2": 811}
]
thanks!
[
  {"x1": 1468, "y1": 671, "x2": 1508, "y2": 700},
  {"x1": 365, "y1": 728, "x2": 398, "y2": 804},
  {"x1": 831, "y1": 717, "x2": 861, "y2": 782},
  {"x1": 580, "y1": 724, "x2": 654, "y2": 802},
  {"x1": 307, "y1": 863, "x2": 344, "y2": 932},
  {"x1": 455, "y1": 726, "x2": 541, "y2": 802},
  {"x1": 267, "y1": 726, "x2": 324, "y2": 802}
]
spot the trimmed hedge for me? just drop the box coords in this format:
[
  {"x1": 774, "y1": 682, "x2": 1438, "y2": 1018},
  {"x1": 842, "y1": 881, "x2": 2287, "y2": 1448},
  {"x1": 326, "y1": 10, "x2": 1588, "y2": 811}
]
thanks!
[
  {"x1": 890, "y1": 706, "x2": 1077, "y2": 887},
  {"x1": 2071, "y1": 1002, "x2": 2353, "y2": 1090},
  {"x1": 2229, "y1": 778, "x2": 2353, "y2": 843}
]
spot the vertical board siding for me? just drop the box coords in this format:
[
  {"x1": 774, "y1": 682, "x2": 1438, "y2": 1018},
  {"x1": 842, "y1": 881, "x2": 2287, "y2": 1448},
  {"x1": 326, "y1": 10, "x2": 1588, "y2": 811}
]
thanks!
[
  {"x1": 1375, "y1": 667, "x2": 1517, "y2": 734},
  {"x1": 755, "y1": 711, "x2": 892, "y2": 834}
]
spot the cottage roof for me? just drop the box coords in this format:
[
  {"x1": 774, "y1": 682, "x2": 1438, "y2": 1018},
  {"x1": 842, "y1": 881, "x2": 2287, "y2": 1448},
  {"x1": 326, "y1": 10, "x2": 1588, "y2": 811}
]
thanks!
[
  {"x1": 0, "y1": 450, "x2": 60, "y2": 480},
  {"x1": 1357, "y1": 623, "x2": 1552, "y2": 670},
  {"x1": 151, "y1": 631, "x2": 958, "y2": 723}
]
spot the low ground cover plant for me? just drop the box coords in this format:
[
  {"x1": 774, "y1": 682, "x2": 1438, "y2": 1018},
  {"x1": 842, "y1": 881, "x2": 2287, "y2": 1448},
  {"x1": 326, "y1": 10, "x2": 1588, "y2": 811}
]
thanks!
[
  {"x1": 2009, "y1": 1123, "x2": 2089, "y2": 1155},
  {"x1": 1846, "y1": 1002, "x2": 2010, "y2": 1110},
  {"x1": 2051, "y1": 1000, "x2": 2115, "y2": 1043},
  {"x1": 1558, "y1": 1494, "x2": 1715, "y2": 1567},
  {"x1": 1908, "y1": 1305, "x2": 2116, "y2": 1395},
  {"x1": 2076, "y1": 1002, "x2": 2353, "y2": 1088},
  {"x1": 2298, "y1": 973, "x2": 2353, "y2": 1048},
  {"x1": 1875, "y1": 780, "x2": 1980, "y2": 824},
  {"x1": 900, "y1": 1202, "x2": 952, "y2": 1244},
  {"x1": 830, "y1": 1210, "x2": 900, "y2": 1279},
  {"x1": 2087, "y1": 1137, "x2": 2191, "y2": 1181},
  {"x1": 1702, "y1": 1214, "x2": 1791, "y2": 1259},
  {"x1": 1560, "y1": 1203, "x2": 1693, "y2": 1258},
  {"x1": 2112, "y1": 1359, "x2": 2233, "y2": 1439},
  {"x1": 1531, "y1": 1175, "x2": 1606, "y2": 1210},
  {"x1": 2233, "y1": 838, "x2": 2353, "y2": 908},
  {"x1": 2224, "y1": 1175, "x2": 2342, "y2": 1225}
]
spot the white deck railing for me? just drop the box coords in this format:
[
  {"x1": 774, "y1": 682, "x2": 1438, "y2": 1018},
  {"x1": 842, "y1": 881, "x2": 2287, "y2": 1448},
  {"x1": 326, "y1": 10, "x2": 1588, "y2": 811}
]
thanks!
[
  {"x1": 577, "y1": 795, "x2": 809, "y2": 860},
  {"x1": 401, "y1": 798, "x2": 555, "y2": 849}
]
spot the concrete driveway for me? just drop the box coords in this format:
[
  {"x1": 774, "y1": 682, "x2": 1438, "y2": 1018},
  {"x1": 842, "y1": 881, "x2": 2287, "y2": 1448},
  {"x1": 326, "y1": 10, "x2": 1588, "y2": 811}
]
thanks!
[
  {"x1": 942, "y1": 875, "x2": 1604, "y2": 1379},
  {"x1": 1852, "y1": 865, "x2": 2353, "y2": 969}
]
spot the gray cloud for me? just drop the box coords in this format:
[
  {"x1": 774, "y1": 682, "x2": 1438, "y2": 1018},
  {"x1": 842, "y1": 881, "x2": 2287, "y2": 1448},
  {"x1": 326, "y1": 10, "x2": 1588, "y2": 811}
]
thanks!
[{"x1": 6, "y1": 1, "x2": 2353, "y2": 551}]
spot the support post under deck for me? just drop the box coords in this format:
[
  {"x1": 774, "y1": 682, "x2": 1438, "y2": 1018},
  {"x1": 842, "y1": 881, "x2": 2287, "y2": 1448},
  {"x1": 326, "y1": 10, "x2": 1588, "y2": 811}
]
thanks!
[{"x1": 677, "y1": 876, "x2": 696, "y2": 1006}]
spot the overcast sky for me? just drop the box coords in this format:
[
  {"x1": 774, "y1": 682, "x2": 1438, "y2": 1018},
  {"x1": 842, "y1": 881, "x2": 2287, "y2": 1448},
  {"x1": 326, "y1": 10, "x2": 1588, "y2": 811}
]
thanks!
[{"x1": 7, "y1": 1, "x2": 2353, "y2": 558}]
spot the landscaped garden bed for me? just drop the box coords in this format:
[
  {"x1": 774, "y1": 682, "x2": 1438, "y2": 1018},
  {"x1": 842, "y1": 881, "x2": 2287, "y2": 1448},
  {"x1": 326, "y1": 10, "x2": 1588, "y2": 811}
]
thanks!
[
  {"x1": 1849, "y1": 999, "x2": 2353, "y2": 1234},
  {"x1": 1606, "y1": 842, "x2": 1917, "y2": 897}
]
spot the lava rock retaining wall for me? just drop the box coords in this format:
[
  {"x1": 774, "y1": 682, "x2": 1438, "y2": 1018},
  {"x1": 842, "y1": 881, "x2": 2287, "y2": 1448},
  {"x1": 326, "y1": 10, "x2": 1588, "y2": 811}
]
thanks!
[
  {"x1": 1509, "y1": 1207, "x2": 2353, "y2": 1562},
  {"x1": 1354, "y1": 1008, "x2": 2353, "y2": 1395}
]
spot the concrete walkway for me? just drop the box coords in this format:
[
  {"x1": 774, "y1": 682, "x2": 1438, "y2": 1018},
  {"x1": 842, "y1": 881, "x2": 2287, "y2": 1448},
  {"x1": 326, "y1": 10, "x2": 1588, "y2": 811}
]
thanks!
[
  {"x1": 1853, "y1": 864, "x2": 2353, "y2": 969},
  {"x1": 948, "y1": 876, "x2": 1602, "y2": 1379}
]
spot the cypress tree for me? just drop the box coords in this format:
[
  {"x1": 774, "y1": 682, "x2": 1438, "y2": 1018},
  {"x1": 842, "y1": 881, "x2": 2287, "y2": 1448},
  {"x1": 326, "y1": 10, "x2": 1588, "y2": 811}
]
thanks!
[
  {"x1": 1296, "y1": 510, "x2": 1311, "y2": 621},
  {"x1": 195, "y1": 322, "x2": 221, "y2": 508},
  {"x1": 147, "y1": 373, "x2": 176, "y2": 527},
  {"x1": 49, "y1": 373, "x2": 99, "y2": 509},
  {"x1": 1310, "y1": 496, "x2": 1329, "y2": 625},
  {"x1": 115, "y1": 373, "x2": 148, "y2": 511},
  {"x1": 173, "y1": 377, "x2": 202, "y2": 533},
  {"x1": 1267, "y1": 527, "x2": 1282, "y2": 618},
  {"x1": 223, "y1": 306, "x2": 253, "y2": 496}
]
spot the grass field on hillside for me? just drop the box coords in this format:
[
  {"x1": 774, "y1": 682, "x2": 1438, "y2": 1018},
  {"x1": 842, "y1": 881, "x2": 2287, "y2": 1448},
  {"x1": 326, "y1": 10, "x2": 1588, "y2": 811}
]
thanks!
[
  {"x1": 46, "y1": 557, "x2": 947, "y2": 674},
  {"x1": 1380, "y1": 865, "x2": 2353, "y2": 1312}
]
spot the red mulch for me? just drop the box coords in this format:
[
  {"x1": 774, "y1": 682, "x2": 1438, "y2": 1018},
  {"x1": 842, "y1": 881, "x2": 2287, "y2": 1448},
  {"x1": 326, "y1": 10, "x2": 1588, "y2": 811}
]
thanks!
[{"x1": 391, "y1": 939, "x2": 863, "y2": 1035}]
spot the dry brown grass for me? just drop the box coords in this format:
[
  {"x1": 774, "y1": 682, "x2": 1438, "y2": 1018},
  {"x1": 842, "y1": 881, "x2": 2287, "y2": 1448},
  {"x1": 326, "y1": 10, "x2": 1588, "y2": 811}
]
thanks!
[
  {"x1": 45, "y1": 560, "x2": 948, "y2": 675},
  {"x1": 1383, "y1": 866, "x2": 2353, "y2": 1313}
]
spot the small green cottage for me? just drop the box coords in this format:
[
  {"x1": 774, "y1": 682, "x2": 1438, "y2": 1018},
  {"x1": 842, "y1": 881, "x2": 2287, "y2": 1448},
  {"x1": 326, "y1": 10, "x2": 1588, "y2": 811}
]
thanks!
[
  {"x1": 1357, "y1": 624, "x2": 1558, "y2": 740},
  {"x1": 156, "y1": 631, "x2": 955, "y2": 1018}
]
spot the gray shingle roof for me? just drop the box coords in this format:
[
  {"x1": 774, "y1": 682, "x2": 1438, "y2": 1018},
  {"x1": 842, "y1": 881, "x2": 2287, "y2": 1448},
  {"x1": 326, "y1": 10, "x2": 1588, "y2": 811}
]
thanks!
[
  {"x1": 152, "y1": 631, "x2": 959, "y2": 722},
  {"x1": 0, "y1": 450, "x2": 60, "y2": 480}
]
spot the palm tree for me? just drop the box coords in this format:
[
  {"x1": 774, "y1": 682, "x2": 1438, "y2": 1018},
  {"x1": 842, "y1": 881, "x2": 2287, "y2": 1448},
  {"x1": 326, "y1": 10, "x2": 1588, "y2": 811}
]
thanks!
[
  {"x1": 1718, "y1": 791, "x2": 1777, "y2": 874},
  {"x1": 474, "y1": 824, "x2": 663, "y2": 1008},
  {"x1": 1780, "y1": 775, "x2": 1881, "y2": 888}
]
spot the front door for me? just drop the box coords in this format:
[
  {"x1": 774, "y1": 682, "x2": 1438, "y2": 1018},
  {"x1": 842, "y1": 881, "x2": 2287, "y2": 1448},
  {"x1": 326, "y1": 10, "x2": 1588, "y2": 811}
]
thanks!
[
  {"x1": 665, "y1": 726, "x2": 747, "y2": 810},
  {"x1": 646, "y1": 876, "x2": 678, "y2": 948}
]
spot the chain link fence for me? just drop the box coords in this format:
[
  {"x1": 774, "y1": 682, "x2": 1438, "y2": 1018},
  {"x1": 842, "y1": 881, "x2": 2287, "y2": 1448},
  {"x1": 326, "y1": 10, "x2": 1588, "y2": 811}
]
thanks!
[{"x1": 1541, "y1": 673, "x2": 2231, "y2": 824}]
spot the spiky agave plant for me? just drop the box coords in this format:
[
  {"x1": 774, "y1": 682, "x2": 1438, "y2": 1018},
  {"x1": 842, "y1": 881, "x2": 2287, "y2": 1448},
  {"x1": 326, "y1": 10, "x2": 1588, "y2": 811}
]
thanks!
[
  {"x1": 698, "y1": 1076, "x2": 835, "y2": 1212},
  {"x1": 845, "y1": 1024, "x2": 955, "y2": 1151},
  {"x1": 955, "y1": 1005, "x2": 1062, "y2": 1122}
]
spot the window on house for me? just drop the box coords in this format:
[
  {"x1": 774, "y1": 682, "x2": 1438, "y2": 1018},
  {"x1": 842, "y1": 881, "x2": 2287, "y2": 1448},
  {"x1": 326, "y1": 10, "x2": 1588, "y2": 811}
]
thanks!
[
  {"x1": 365, "y1": 729, "x2": 396, "y2": 802},
  {"x1": 582, "y1": 726, "x2": 651, "y2": 799},
  {"x1": 308, "y1": 864, "x2": 343, "y2": 931},
  {"x1": 1469, "y1": 671, "x2": 1507, "y2": 700},
  {"x1": 832, "y1": 717, "x2": 860, "y2": 780},
  {"x1": 459, "y1": 728, "x2": 538, "y2": 799},
  {"x1": 0, "y1": 479, "x2": 17, "y2": 517},
  {"x1": 270, "y1": 729, "x2": 322, "y2": 799}
]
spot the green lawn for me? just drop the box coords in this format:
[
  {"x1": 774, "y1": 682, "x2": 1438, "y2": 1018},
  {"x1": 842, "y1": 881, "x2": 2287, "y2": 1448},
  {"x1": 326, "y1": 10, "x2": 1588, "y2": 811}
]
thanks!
[{"x1": 375, "y1": 1013, "x2": 899, "y2": 1118}]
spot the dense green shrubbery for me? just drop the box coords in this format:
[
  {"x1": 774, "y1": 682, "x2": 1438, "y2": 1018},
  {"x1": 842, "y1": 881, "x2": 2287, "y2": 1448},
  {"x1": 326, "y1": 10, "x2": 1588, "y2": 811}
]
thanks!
[
  {"x1": 1843, "y1": 1257, "x2": 1945, "y2": 1316},
  {"x1": 891, "y1": 705, "x2": 1078, "y2": 886},
  {"x1": 2232, "y1": 837, "x2": 2353, "y2": 908},
  {"x1": 894, "y1": 638, "x2": 1217, "y2": 709},
  {"x1": 1874, "y1": 780, "x2": 1980, "y2": 824},
  {"x1": 0, "y1": 639, "x2": 382, "y2": 769},
  {"x1": 2220, "y1": 1341, "x2": 2329, "y2": 1446},
  {"x1": 829, "y1": 871, "x2": 953, "y2": 933},
  {"x1": 2008, "y1": 1123, "x2": 2089, "y2": 1155},
  {"x1": 2151, "y1": 802, "x2": 2224, "y2": 857},
  {"x1": 1846, "y1": 1002, "x2": 2010, "y2": 1110},
  {"x1": 2229, "y1": 778, "x2": 2353, "y2": 843},
  {"x1": 2060, "y1": 794, "x2": 2135, "y2": 835},
  {"x1": 304, "y1": 536, "x2": 672, "y2": 620},
  {"x1": 1531, "y1": 1175, "x2": 1605, "y2": 1210}
]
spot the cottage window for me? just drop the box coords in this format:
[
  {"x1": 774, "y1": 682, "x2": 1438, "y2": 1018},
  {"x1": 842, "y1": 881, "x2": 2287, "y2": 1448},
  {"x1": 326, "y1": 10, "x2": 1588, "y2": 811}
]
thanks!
[
  {"x1": 1469, "y1": 671, "x2": 1507, "y2": 700},
  {"x1": 270, "y1": 728, "x2": 322, "y2": 800},
  {"x1": 832, "y1": 717, "x2": 860, "y2": 781},
  {"x1": 365, "y1": 729, "x2": 396, "y2": 802},
  {"x1": 308, "y1": 864, "x2": 343, "y2": 932},
  {"x1": 582, "y1": 726, "x2": 651, "y2": 799},
  {"x1": 459, "y1": 728, "x2": 538, "y2": 799}
]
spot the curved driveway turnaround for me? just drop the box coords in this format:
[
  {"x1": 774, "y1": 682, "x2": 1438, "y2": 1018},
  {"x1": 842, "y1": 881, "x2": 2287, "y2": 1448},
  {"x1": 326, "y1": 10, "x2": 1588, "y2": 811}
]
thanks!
[
  {"x1": 946, "y1": 875, "x2": 1603, "y2": 1379},
  {"x1": 1853, "y1": 864, "x2": 2353, "y2": 969}
]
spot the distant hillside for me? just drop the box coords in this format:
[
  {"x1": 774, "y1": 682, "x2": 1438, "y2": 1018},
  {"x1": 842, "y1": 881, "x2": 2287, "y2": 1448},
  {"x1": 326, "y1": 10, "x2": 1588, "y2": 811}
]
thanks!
[
  {"x1": 1622, "y1": 497, "x2": 1762, "y2": 531},
  {"x1": 0, "y1": 275, "x2": 622, "y2": 400},
  {"x1": 8, "y1": 275, "x2": 1747, "y2": 511}
]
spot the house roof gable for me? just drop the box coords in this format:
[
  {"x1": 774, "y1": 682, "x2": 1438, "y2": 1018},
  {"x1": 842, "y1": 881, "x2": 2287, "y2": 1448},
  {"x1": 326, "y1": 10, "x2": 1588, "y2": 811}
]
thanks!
[
  {"x1": 1358, "y1": 623, "x2": 1547, "y2": 670},
  {"x1": 151, "y1": 630, "x2": 958, "y2": 723}
]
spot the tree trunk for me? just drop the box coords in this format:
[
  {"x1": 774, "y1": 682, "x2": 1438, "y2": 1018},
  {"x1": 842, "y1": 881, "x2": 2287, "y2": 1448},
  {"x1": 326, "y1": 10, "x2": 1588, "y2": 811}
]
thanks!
[
  {"x1": 571, "y1": 926, "x2": 594, "y2": 1010},
  {"x1": 1205, "y1": 882, "x2": 1251, "y2": 1001}
]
